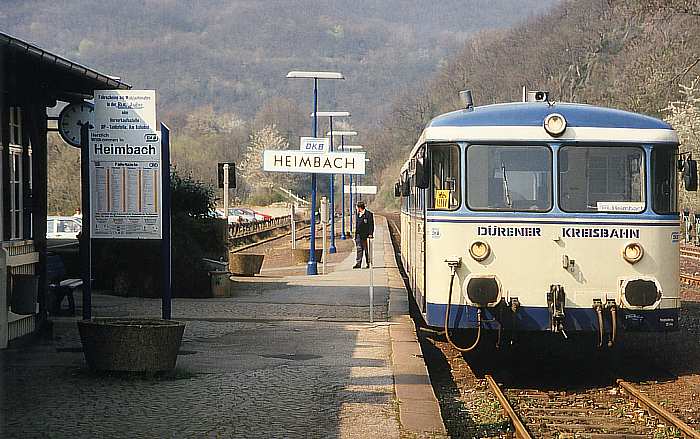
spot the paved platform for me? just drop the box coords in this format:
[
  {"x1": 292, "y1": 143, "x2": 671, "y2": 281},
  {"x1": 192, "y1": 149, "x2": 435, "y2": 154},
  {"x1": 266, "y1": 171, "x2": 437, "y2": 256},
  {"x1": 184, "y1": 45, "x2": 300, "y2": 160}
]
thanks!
[{"x1": 0, "y1": 215, "x2": 445, "y2": 438}]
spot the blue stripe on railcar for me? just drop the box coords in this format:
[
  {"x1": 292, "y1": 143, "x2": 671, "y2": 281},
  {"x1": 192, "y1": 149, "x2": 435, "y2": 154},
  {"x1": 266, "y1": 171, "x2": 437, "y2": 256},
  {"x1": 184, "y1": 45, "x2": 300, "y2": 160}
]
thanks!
[{"x1": 425, "y1": 302, "x2": 679, "y2": 332}]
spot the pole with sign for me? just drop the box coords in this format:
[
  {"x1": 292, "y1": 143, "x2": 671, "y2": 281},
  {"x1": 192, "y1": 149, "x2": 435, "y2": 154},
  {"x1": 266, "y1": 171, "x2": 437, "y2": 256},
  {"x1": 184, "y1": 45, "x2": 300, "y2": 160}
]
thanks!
[
  {"x1": 290, "y1": 204, "x2": 296, "y2": 250},
  {"x1": 321, "y1": 196, "x2": 327, "y2": 275},
  {"x1": 80, "y1": 122, "x2": 93, "y2": 320},
  {"x1": 223, "y1": 164, "x2": 229, "y2": 219},
  {"x1": 309, "y1": 79, "x2": 319, "y2": 275},
  {"x1": 89, "y1": 90, "x2": 171, "y2": 319},
  {"x1": 217, "y1": 162, "x2": 236, "y2": 218},
  {"x1": 349, "y1": 172, "x2": 353, "y2": 237},
  {"x1": 341, "y1": 136, "x2": 346, "y2": 240},
  {"x1": 369, "y1": 237, "x2": 374, "y2": 323},
  {"x1": 318, "y1": 112, "x2": 350, "y2": 254},
  {"x1": 161, "y1": 124, "x2": 172, "y2": 320},
  {"x1": 328, "y1": 119, "x2": 335, "y2": 254},
  {"x1": 286, "y1": 71, "x2": 345, "y2": 275}
]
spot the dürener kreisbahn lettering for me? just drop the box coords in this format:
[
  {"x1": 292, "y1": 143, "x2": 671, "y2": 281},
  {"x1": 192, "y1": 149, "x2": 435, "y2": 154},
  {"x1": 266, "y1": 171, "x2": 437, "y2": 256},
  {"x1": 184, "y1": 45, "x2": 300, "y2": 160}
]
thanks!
[{"x1": 476, "y1": 225, "x2": 640, "y2": 239}]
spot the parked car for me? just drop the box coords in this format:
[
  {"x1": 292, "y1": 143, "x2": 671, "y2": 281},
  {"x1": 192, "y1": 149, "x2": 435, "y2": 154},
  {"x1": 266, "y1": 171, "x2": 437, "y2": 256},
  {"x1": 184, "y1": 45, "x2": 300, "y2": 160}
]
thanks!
[
  {"x1": 239, "y1": 208, "x2": 272, "y2": 221},
  {"x1": 211, "y1": 209, "x2": 227, "y2": 219},
  {"x1": 254, "y1": 211, "x2": 273, "y2": 221},
  {"x1": 46, "y1": 216, "x2": 82, "y2": 239},
  {"x1": 227, "y1": 208, "x2": 256, "y2": 224}
]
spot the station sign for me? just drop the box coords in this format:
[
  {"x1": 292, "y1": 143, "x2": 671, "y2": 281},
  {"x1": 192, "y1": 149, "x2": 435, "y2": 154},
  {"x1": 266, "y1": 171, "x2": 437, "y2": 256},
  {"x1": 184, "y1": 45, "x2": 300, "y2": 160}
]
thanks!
[
  {"x1": 263, "y1": 150, "x2": 365, "y2": 175},
  {"x1": 299, "y1": 137, "x2": 329, "y2": 153},
  {"x1": 89, "y1": 90, "x2": 162, "y2": 239},
  {"x1": 343, "y1": 185, "x2": 377, "y2": 194}
]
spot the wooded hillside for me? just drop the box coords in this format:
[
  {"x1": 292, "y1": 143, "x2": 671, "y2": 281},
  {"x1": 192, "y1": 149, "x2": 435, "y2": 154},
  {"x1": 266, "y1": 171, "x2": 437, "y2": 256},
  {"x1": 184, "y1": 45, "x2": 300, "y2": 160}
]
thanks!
[
  {"x1": 369, "y1": 0, "x2": 700, "y2": 209},
  {"x1": 1, "y1": 0, "x2": 557, "y2": 209}
]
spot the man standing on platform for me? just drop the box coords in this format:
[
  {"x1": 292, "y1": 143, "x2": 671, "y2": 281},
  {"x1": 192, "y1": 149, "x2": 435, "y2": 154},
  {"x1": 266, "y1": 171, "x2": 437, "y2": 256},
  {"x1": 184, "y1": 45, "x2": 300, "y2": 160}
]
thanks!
[{"x1": 353, "y1": 201, "x2": 374, "y2": 269}]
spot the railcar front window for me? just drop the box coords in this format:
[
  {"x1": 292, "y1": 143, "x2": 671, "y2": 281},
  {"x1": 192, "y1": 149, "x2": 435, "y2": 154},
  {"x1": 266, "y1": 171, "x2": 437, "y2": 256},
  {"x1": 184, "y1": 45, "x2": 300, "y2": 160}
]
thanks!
[
  {"x1": 466, "y1": 145, "x2": 552, "y2": 211},
  {"x1": 652, "y1": 147, "x2": 677, "y2": 214},
  {"x1": 559, "y1": 146, "x2": 645, "y2": 213},
  {"x1": 428, "y1": 144, "x2": 460, "y2": 210}
]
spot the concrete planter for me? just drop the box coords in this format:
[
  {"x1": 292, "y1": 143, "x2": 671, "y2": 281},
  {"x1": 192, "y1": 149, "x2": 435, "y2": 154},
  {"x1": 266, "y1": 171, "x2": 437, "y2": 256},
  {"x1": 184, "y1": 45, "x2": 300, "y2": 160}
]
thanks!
[
  {"x1": 228, "y1": 253, "x2": 265, "y2": 276},
  {"x1": 291, "y1": 248, "x2": 323, "y2": 265},
  {"x1": 78, "y1": 319, "x2": 185, "y2": 372}
]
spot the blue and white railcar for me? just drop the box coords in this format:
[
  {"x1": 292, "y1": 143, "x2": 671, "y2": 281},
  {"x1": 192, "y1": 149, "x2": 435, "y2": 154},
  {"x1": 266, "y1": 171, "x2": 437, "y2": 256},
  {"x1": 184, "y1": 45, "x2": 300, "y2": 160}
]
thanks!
[{"x1": 397, "y1": 91, "x2": 693, "y2": 348}]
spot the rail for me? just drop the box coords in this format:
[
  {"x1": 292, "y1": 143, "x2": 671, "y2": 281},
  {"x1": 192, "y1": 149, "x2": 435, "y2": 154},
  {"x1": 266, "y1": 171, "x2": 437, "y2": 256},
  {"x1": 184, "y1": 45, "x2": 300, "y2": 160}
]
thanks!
[
  {"x1": 681, "y1": 273, "x2": 700, "y2": 287},
  {"x1": 484, "y1": 375, "x2": 532, "y2": 439},
  {"x1": 486, "y1": 374, "x2": 700, "y2": 438},
  {"x1": 618, "y1": 379, "x2": 700, "y2": 439},
  {"x1": 681, "y1": 247, "x2": 700, "y2": 260}
]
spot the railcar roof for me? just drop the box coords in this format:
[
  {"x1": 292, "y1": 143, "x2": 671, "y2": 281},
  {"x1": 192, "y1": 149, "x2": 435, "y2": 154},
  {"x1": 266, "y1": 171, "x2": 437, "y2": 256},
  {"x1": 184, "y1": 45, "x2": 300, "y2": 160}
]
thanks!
[{"x1": 429, "y1": 102, "x2": 671, "y2": 130}]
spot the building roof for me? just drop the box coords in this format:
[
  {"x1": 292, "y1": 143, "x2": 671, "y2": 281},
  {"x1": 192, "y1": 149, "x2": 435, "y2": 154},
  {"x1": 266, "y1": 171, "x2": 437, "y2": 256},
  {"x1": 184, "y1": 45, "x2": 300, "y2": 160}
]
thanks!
[{"x1": 0, "y1": 31, "x2": 130, "y2": 96}]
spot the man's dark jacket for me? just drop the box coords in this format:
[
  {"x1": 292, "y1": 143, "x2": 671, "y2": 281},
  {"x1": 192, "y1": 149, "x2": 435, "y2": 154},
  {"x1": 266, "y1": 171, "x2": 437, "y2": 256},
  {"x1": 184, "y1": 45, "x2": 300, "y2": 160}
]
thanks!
[{"x1": 355, "y1": 209, "x2": 375, "y2": 239}]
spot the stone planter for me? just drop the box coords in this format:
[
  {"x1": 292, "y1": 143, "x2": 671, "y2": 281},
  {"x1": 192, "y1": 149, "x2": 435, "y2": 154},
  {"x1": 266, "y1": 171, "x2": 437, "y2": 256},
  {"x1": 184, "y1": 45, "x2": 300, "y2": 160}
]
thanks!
[
  {"x1": 291, "y1": 248, "x2": 323, "y2": 265},
  {"x1": 78, "y1": 319, "x2": 185, "y2": 372},
  {"x1": 228, "y1": 253, "x2": 265, "y2": 276}
]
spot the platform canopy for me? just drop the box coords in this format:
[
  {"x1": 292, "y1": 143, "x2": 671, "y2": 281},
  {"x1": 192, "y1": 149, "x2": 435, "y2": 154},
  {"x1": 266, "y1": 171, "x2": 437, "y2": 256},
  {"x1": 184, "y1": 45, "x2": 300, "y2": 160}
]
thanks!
[{"x1": 0, "y1": 31, "x2": 131, "y2": 103}]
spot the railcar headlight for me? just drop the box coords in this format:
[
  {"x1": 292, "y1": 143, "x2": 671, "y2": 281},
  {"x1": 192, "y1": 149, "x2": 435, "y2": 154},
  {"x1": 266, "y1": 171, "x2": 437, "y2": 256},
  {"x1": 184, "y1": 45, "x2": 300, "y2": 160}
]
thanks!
[
  {"x1": 544, "y1": 113, "x2": 567, "y2": 137},
  {"x1": 469, "y1": 240, "x2": 491, "y2": 262},
  {"x1": 622, "y1": 243, "x2": 644, "y2": 264}
]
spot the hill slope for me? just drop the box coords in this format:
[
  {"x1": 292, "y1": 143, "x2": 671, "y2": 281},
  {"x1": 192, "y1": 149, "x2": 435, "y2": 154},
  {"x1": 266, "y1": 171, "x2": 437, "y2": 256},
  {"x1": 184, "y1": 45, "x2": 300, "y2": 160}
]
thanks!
[
  {"x1": 369, "y1": 0, "x2": 700, "y2": 208},
  {"x1": 1, "y1": 0, "x2": 557, "y2": 126}
]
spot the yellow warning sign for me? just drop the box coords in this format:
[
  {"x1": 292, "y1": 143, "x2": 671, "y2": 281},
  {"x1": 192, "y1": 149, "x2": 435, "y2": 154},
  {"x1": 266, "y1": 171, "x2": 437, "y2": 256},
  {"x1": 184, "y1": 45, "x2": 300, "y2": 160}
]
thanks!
[{"x1": 435, "y1": 190, "x2": 450, "y2": 209}]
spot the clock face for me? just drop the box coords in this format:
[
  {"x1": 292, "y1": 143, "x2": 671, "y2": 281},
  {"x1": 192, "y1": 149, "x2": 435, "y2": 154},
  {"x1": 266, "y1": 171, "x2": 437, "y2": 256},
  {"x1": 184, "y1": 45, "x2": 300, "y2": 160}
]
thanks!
[{"x1": 58, "y1": 102, "x2": 94, "y2": 147}]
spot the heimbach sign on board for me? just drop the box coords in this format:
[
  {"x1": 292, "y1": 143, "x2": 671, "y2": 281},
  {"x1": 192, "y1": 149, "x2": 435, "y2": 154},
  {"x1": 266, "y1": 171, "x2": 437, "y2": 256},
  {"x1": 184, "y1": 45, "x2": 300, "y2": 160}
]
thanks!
[
  {"x1": 89, "y1": 90, "x2": 162, "y2": 239},
  {"x1": 263, "y1": 150, "x2": 366, "y2": 175}
]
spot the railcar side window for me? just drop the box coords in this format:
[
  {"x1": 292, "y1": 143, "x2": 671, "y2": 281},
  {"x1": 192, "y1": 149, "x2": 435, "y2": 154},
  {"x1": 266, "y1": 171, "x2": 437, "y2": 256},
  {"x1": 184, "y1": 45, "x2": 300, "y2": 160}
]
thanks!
[
  {"x1": 428, "y1": 144, "x2": 460, "y2": 210},
  {"x1": 466, "y1": 145, "x2": 552, "y2": 211},
  {"x1": 559, "y1": 146, "x2": 645, "y2": 213},
  {"x1": 652, "y1": 147, "x2": 677, "y2": 214}
]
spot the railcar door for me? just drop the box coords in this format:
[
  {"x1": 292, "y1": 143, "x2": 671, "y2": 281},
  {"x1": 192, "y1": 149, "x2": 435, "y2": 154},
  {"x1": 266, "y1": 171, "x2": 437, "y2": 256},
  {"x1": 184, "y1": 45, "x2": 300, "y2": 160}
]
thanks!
[
  {"x1": 410, "y1": 173, "x2": 418, "y2": 299},
  {"x1": 416, "y1": 187, "x2": 426, "y2": 310}
]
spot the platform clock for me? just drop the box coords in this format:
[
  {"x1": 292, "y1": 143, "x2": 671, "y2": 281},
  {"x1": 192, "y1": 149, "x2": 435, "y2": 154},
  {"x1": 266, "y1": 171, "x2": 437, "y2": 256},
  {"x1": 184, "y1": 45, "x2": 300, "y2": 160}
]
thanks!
[{"x1": 58, "y1": 101, "x2": 94, "y2": 147}]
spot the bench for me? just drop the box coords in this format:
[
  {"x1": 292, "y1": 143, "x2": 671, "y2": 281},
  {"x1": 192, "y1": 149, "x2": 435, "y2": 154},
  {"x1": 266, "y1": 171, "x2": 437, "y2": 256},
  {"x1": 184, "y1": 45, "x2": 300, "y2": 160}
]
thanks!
[{"x1": 47, "y1": 254, "x2": 83, "y2": 316}]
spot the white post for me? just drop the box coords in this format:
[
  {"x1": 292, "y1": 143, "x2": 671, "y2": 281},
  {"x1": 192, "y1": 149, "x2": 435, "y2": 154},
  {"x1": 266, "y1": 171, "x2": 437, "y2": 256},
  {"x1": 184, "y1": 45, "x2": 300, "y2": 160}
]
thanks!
[
  {"x1": 368, "y1": 237, "x2": 374, "y2": 323},
  {"x1": 223, "y1": 164, "x2": 230, "y2": 220},
  {"x1": 290, "y1": 204, "x2": 296, "y2": 250},
  {"x1": 321, "y1": 197, "x2": 328, "y2": 275}
]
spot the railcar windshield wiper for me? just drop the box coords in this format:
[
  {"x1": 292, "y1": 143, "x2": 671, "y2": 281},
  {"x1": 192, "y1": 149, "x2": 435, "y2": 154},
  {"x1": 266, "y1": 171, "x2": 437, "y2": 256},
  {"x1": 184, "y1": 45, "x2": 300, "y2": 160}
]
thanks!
[{"x1": 501, "y1": 161, "x2": 512, "y2": 208}]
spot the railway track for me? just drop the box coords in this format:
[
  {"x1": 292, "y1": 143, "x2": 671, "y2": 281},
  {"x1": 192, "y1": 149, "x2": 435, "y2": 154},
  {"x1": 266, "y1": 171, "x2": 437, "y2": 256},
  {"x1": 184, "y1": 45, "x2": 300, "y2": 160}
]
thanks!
[
  {"x1": 485, "y1": 374, "x2": 700, "y2": 438},
  {"x1": 383, "y1": 214, "x2": 700, "y2": 438},
  {"x1": 681, "y1": 273, "x2": 700, "y2": 287},
  {"x1": 681, "y1": 247, "x2": 700, "y2": 260},
  {"x1": 229, "y1": 220, "x2": 312, "y2": 253}
]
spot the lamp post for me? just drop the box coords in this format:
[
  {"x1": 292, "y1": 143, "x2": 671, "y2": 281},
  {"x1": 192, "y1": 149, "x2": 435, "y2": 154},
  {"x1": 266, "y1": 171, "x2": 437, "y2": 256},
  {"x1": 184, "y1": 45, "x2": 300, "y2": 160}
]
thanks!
[
  {"x1": 340, "y1": 144, "x2": 363, "y2": 237},
  {"x1": 287, "y1": 71, "x2": 344, "y2": 275},
  {"x1": 313, "y1": 111, "x2": 349, "y2": 254},
  {"x1": 331, "y1": 131, "x2": 357, "y2": 239}
]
